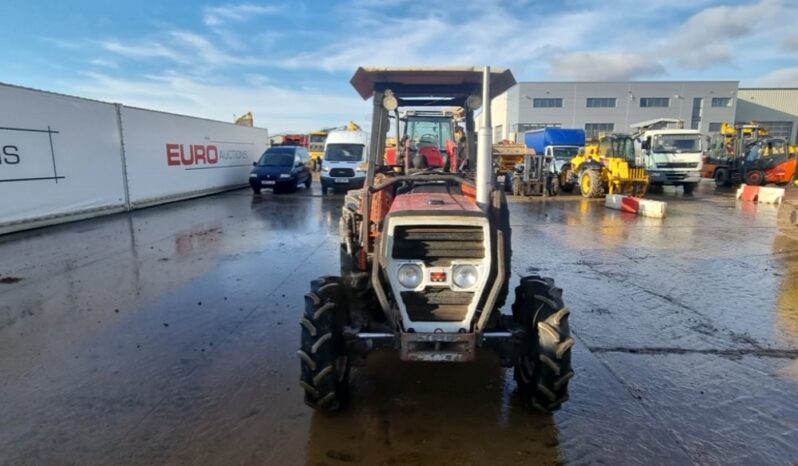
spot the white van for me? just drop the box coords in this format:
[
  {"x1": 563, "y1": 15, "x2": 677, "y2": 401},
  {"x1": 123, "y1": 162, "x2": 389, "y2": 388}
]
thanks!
[{"x1": 320, "y1": 129, "x2": 369, "y2": 193}]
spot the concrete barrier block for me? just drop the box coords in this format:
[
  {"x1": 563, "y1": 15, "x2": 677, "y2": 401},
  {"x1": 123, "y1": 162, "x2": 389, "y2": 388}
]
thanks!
[
  {"x1": 738, "y1": 184, "x2": 760, "y2": 202},
  {"x1": 757, "y1": 186, "x2": 785, "y2": 204},
  {"x1": 605, "y1": 194, "x2": 667, "y2": 218}
]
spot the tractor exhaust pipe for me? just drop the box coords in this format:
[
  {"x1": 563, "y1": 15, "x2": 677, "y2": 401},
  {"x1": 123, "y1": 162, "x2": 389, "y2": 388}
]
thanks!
[{"x1": 476, "y1": 66, "x2": 493, "y2": 210}]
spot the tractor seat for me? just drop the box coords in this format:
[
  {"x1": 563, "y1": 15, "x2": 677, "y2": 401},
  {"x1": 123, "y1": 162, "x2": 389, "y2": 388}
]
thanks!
[{"x1": 417, "y1": 146, "x2": 444, "y2": 168}]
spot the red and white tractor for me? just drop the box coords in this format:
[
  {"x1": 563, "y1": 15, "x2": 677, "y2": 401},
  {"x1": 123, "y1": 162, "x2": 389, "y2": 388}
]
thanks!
[{"x1": 298, "y1": 67, "x2": 574, "y2": 412}]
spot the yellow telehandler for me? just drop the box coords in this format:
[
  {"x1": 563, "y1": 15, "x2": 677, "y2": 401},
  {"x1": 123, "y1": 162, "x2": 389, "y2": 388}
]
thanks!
[{"x1": 568, "y1": 133, "x2": 649, "y2": 198}]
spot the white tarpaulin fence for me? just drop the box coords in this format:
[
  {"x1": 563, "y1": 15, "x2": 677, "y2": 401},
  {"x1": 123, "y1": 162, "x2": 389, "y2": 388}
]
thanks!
[{"x1": 0, "y1": 83, "x2": 268, "y2": 234}]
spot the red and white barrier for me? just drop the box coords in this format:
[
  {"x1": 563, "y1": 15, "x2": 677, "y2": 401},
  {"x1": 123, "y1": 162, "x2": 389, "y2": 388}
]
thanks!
[
  {"x1": 605, "y1": 194, "x2": 667, "y2": 218},
  {"x1": 735, "y1": 184, "x2": 784, "y2": 204}
]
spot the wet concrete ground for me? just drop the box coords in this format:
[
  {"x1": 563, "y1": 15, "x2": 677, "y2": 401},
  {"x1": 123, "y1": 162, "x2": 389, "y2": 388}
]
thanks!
[{"x1": 1, "y1": 180, "x2": 798, "y2": 465}]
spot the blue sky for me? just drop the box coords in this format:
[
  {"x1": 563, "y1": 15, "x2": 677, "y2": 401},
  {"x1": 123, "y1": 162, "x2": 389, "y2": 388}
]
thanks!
[{"x1": 1, "y1": 0, "x2": 797, "y2": 132}]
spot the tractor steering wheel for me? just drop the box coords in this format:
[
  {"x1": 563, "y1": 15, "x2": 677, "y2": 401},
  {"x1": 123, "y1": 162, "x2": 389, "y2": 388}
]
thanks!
[{"x1": 419, "y1": 134, "x2": 437, "y2": 145}]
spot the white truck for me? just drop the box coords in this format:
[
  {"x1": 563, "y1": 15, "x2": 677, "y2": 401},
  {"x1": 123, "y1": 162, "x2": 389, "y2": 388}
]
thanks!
[
  {"x1": 320, "y1": 128, "x2": 369, "y2": 193},
  {"x1": 631, "y1": 118, "x2": 703, "y2": 194}
]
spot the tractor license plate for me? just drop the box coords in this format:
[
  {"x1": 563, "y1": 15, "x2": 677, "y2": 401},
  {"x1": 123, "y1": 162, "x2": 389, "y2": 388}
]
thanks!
[
  {"x1": 334, "y1": 178, "x2": 349, "y2": 184},
  {"x1": 261, "y1": 180, "x2": 275, "y2": 186},
  {"x1": 497, "y1": 175, "x2": 505, "y2": 183}
]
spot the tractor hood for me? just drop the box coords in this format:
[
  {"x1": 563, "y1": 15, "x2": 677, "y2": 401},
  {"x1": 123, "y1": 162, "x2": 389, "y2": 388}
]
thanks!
[{"x1": 388, "y1": 192, "x2": 482, "y2": 216}]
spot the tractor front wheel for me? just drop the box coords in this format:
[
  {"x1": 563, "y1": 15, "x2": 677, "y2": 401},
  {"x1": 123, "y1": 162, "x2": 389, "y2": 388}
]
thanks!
[
  {"x1": 511, "y1": 276, "x2": 574, "y2": 412},
  {"x1": 579, "y1": 170, "x2": 603, "y2": 198},
  {"x1": 299, "y1": 276, "x2": 351, "y2": 411}
]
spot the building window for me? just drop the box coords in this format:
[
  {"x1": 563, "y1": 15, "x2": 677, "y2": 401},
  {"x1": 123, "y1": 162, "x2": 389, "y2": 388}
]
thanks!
[
  {"x1": 515, "y1": 123, "x2": 562, "y2": 133},
  {"x1": 708, "y1": 122, "x2": 723, "y2": 133},
  {"x1": 532, "y1": 98, "x2": 563, "y2": 108},
  {"x1": 586, "y1": 97, "x2": 617, "y2": 108},
  {"x1": 585, "y1": 123, "x2": 615, "y2": 138},
  {"x1": 691, "y1": 97, "x2": 703, "y2": 130},
  {"x1": 711, "y1": 97, "x2": 732, "y2": 107},
  {"x1": 640, "y1": 97, "x2": 670, "y2": 108}
]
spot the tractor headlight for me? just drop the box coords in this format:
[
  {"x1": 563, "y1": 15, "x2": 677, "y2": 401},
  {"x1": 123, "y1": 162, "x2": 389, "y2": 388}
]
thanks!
[
  {"x1": 397, "y1": 264, "x2": 423, "y2": 288},
  {"x1": 452, "y1": 264, "x2": 478, "y2": 289}
]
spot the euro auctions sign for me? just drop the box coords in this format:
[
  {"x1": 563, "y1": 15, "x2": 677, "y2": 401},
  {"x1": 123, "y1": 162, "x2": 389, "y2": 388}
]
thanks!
[
  {"x1": 165, "y1": 143, "x2": 254, "y2": 167},
  {"x1": 166, "y1": 144, "x2": 219, "y2": 166}
]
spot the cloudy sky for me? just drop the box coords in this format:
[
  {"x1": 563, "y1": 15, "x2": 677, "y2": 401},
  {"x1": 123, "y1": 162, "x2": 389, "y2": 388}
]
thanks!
[{"x1": 1, "y1": 0, "x2": 796, "y2": 132}]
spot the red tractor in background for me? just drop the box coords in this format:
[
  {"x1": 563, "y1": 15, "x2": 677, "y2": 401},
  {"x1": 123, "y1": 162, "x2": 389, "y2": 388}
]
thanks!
[
  {"x1": 297, "y1": 67, "x2": 574, "y2": 413},
  {"x1": 384, "y1": 110, "x2": 463, "y2": 170}
]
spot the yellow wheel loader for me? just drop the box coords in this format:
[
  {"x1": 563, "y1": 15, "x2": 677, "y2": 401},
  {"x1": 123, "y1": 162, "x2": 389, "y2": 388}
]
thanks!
[{"x1": 569, "y1": 133, "x2": 649, "y2": 198}]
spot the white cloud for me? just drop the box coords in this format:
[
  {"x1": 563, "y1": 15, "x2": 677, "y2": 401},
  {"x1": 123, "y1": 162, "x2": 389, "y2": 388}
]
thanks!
[
  {"x1": 101, "y1": 31, "x2": 265, "y2": 69},
  {"x1": 277, "y1": 5, "x2": 592, "y2": 73},
  {"x1": 102, "y1": 40, "x2": 181, "y2": 61},
  {"x1": 658, "y1": 0, "x2": 785, "y2": 69},
  {"x1": 750, "y1": 67, "x2": 798, "y2": 87},
  {"x1": 64, "y1": 72, "x2": 368, "y2": 133},
  {"x1": 203, "y1": 3, "x2": 282, "y2": 26},
  {"x1": 88, "y1": 58, "x2": 119, "y2": 69},
  {"x1": 546, "y1": 52, "x2": 667, "y2": 81}
]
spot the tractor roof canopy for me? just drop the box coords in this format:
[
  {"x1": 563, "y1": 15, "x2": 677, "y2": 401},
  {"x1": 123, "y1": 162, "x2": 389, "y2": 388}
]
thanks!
[{"x1": 350, "y1": 66, "x2": 516, "y2": 107}]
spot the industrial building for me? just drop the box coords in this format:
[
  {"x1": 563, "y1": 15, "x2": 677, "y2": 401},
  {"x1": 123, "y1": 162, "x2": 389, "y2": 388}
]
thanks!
[
  {"x1": 736, "y1": 88, "x2": 798, "y2": 142},
  {"x1": 491, "y1": 81, "x2": 798, "y2": 143}
]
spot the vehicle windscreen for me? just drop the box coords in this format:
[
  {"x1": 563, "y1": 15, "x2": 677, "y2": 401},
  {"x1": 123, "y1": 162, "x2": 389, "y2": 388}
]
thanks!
[
  {"x1": 325, "y1": 143, "x2": 364, "y2": 162},
  {"x1": 310, "y1": 134, "x2": 326, "y2": 143},
  {"x1": 406, "y1": 118, "x2": 453, "y2": 149},
  {"x1": 612, "y1": 137, "x2": 636, "y2": 162},
  {"x1": 258, "y1": 152, "x2": 294, "y2": 166},
  {"x1": 652, "y1": 134, "x2": 701, "y2": 153},
  {"x1": 552, "y1": 147, "x2": 580, "y2": 160}
]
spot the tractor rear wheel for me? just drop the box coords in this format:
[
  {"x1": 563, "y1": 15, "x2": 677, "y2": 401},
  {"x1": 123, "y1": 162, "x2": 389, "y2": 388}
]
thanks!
[
  {"x1": 299, "y1": 276, "x2": 351, "y2": 411},
  {"x1": 512, "y1": 276, "x2": 573, "y2": 412},
  {"x1": 579, "y1": 170, "x2": 603, "y2": 198}
]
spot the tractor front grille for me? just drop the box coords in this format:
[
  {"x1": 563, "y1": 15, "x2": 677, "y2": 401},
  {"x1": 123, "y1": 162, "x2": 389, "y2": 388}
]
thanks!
[
  {"x1": 392, "y1": 225, "x2": 485, "y2": 322},
  {"x1": 401, "y1": 289, "x2": 475, "y2": 322},
  {"x1": 330, "y1": 168, "x2": 355, "y2": 177},
  {"x1": 392, "y1": 225, "x2": 484, "y2": 266}
]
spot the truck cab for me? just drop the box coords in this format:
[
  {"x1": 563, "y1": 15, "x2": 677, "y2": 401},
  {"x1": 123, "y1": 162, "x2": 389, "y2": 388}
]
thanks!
[
  {"x1": 524, "y1": 128, "x2": 585, "y2": 193},
  {"x1": 632, "y1": 119, "x2": 703, "y2": 193},
  {"x1": 320, "y1": 129, "x2": 369, "y2": 193}
]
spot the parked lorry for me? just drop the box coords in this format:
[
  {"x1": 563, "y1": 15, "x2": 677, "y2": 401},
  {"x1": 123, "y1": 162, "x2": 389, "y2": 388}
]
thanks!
[
  {"x1": 631, "y1": 118, "x2": 703, "y2": 194},
  {"x1": 320, "y1": 128, "x2": 369, "y2": 193},
  {"x1": 524, "y1": 128, "x2": 585, "y2": 193}
]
